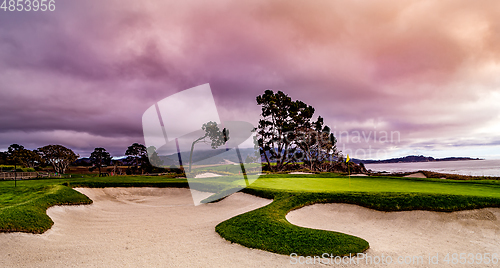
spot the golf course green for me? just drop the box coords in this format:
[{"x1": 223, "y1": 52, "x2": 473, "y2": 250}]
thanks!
[
  {"x1": 1, "y1": 173, "x2": 500, "y2": 256},
  {"x1": 252, "y1": 173, "x2": 500, "y2": 198}
]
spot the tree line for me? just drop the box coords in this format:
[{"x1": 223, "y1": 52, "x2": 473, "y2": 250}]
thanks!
[
  {"x1": 0, "y1": 143, "x2": 164, "y2": 175},
  {"x1": 1, "y1": 90, "x2": 364, "y2": 175}
]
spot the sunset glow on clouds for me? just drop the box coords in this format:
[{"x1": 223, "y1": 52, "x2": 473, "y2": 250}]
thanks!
[{"x1": 1, "y1": 0, "x2": 500, "y2": 159}]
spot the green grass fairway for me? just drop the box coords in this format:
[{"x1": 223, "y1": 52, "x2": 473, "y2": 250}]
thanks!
[
  {"x1": 0, "y1": 175, "x2": 190, "y2": 233},
  {"x1": 2, "y1": 173, "x2": 500, "y2": 256},
  {"x1": 0, "y1": 183, "x2": 92, "y2": 233},
  {"x1": 216, "y1": 174, "x2": 500, "y2": 256},
  {"x1": 252, "y1": 174, "x2": 500, "y2": 198},
  {"x1": 0, "y1": 174, "x2": 250, "y2": 233},
  {"x1": 192, "y1": 163, "x2": 261, "y2": 174},
  {"x1": 216, "y1": 190, "x2": 370, "y2": 256}
]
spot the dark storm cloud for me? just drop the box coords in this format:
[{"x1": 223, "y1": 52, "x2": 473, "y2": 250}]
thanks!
[{"x1": 1, "y1": 0, "x2": 500, "y2": 158}]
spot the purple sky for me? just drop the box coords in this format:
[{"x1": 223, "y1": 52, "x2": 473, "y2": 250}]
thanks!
[{"x1": 1, "y1": 0, "x2": 500, "y2": 159}]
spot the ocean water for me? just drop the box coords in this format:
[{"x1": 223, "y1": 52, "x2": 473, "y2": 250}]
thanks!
[{"x1": 365, "y1": 159, "x2": 500, "y2": 177}]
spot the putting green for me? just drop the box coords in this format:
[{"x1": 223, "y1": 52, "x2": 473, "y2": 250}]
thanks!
[
  {"x1": 251, "y1": 176, "x2": 500, "y2": 198},
  {"x1": 2, "y1": 174, "x2": 500, "y2": 256},
  {"x1": 216, "y1": 174, "x2": 500, "y2": 256}
]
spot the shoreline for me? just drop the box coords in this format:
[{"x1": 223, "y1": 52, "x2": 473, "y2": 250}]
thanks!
[{"x1": 365, "y1": 159, "x2": 500, "y2": 178}]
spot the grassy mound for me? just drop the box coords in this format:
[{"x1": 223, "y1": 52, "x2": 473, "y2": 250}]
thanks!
[
  {"x1": 0, "y1": 184, "x2": 91, "y2": 233},
  {"x1": 3, "y1": 173, "x2": 500, "y2": 257},
  {"x1": 216, "y1": 189, "x2": 369, "y2": 256},
  {"x1": 0, "y1": 175, "x2": 235, "y2": 233},
  {"x1": 0, "y1": 176, "x2": 191, "y2": 233},
  {"x1": 215, "y1": 186, "x2": 500, "y2": 256}
]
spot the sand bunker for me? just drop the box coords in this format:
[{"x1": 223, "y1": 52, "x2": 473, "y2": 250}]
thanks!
[
  {"x1": 2, "y1": 188, "x2": 499, "y2": 267},
  {"x1": 404, "y1": 172, "x2": 427, "y2": 178},
  {"x1": 194, "y1": 172, "x2": 222, "y2": 178},
  {"x1": 288, "y1": 172, "x2": 313, "y2": 175},
  {"x1": 287, "y1": 203, "x2": 500, "y2": 267},
  {"x1": 0, "y1": 188, "x2": 290, "y2": 268}
]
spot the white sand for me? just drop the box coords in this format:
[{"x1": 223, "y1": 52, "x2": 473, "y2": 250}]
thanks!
[
  {"x1": 404, "y1": 172, "x2": 427, "y2": 178},
  {"x1": 194, "y1": 172, "x2": 222, "y2": 178},
  {"x1": 221, "y1": 159, "x2": 239, "y2": 165},
  {"x1": 288, "y1": 172, "x2": 313, "y2": 175},
  {"x1": 0, "y1": 188, "x2": 295, "y2": 268},
  {"x1": 287, "y1": 203, "x2": 500, "y2": 267},
  {"x1": 2, "y1": 188, "x2": 499, "y2": 267}
]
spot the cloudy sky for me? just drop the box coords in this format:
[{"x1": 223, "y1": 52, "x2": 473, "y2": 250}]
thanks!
[{"x1": 1, "y1": 0, "x2": 500, "y2": 159}]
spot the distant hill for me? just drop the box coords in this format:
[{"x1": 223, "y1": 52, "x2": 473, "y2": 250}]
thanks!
[
  {"x1": 351, "y1": 155, "x2": 483, "y2": 164},
  {"x1": 74, "y1": 148, "x2": 259, "y2": 168},
  {"x1": 76, "y1": 153, "x2": 482, "y2": 167},
  {"x1": 158, "y1": 148, "x2": 259, "y2": 167}
]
